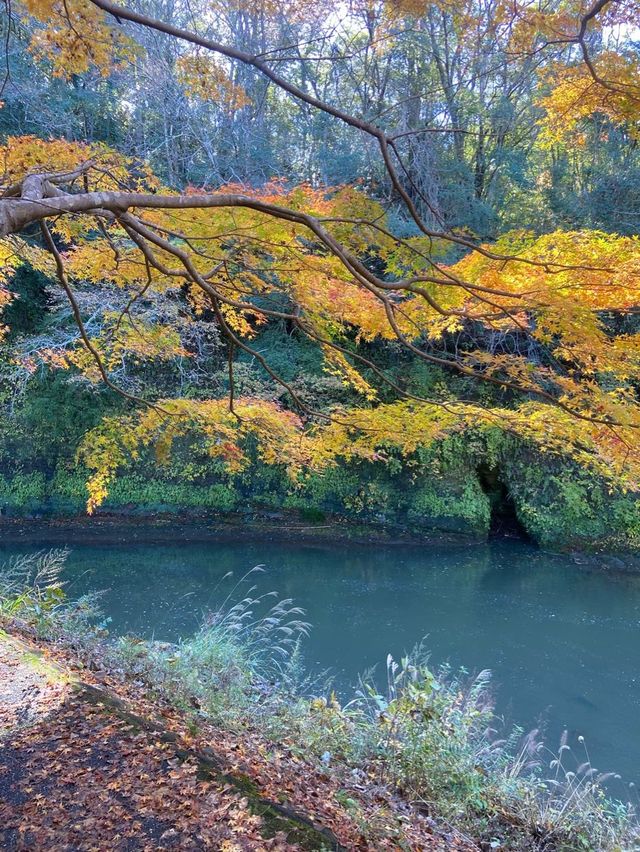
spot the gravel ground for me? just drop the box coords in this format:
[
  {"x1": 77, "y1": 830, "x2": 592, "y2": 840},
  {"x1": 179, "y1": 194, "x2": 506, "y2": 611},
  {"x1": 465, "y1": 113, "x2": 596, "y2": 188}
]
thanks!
[{"x1": 0, "y1": 638, "x2": 67, "y2": 734}]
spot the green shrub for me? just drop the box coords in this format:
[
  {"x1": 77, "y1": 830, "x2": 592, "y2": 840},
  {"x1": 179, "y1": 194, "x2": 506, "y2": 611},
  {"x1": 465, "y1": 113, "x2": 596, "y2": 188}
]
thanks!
[
  {"x1": 0, "y1": 471, "x2": 47, "y2": 513},
  {"x1": 104, "y1": 475, "x2": 239, "y2": 512},
  {"x1": 500, "y1": 447, "x2": 640, "y2": 550}
]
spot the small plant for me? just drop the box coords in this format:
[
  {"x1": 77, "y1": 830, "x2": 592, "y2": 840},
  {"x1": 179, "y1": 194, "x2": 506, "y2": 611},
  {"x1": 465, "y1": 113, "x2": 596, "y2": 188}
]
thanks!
[
  {"x1": 0, "y1": 548, "x2": 104, "y2": 636},
  {"x1": 0, "y1": 549, "x2": 69, "y2": 618},
  {"x1": 344, "y1": 655, "x2": 508, "y2": 814}
]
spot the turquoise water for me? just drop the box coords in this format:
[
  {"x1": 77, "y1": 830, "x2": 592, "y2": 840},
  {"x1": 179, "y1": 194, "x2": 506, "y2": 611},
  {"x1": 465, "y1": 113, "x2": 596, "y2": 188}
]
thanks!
[{"x1": 2, "y1": 531, "x2": 639, "y2": 790}]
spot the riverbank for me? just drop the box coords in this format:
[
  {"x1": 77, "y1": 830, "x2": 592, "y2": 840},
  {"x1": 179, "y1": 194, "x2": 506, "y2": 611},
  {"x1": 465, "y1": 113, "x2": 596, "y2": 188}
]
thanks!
[
  {"x1": 1, "y1": 446, "x2": 639, "y2": 556},
  {"x1": 0, "y1": 624, "x2": 473, "y2": 851},
  {"x1": 1, "y1": 551, "x2": 638, "y2": 852}
]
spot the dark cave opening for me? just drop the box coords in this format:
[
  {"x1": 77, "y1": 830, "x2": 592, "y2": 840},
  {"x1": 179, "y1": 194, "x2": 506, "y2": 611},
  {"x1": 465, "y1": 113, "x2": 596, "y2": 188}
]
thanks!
[{"x1": 476, "y1": 464, "x2": 530, "y2": 540}]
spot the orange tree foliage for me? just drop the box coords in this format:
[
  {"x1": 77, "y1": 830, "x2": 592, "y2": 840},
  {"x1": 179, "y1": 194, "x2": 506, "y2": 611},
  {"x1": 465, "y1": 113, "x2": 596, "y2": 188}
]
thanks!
[{"x1": 1, "y1": 0, "x2": 640, "y2": 510}]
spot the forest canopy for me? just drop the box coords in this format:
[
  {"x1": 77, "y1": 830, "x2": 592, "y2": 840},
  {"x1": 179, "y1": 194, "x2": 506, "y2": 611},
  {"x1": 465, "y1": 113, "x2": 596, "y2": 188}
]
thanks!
[{"x1": 0, "y1": 0, "x2": 639, "y2": 513}]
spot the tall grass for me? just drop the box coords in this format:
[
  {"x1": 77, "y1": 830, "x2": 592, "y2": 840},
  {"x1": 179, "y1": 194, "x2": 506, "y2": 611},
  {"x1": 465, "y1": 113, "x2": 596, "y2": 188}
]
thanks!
[
  {"x1": 199, "y1": 565, "x2": 311, "y2": 671},
  {"x1": 134, "y1": 575, "x2": 639, "y2": 850},
  {"x1": 504, "y1": 732, "x2": 638, "y2": 851},
  {"x1": 116, "y1": 570, "x2": 638, "y2": 850},
  {"x1": 338, "y1": 655, "x2": 638, "y2": 850},
  {"x1": 117, "y1": 565, "x2": 314, "y2": 724}
]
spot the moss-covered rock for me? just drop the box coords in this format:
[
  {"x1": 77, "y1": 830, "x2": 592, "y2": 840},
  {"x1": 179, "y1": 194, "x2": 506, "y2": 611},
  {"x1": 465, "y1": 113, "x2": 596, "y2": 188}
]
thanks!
[
  {"x1": 0, "y1": 429, "x2": 638, "y2": 555},
  {"x1": 407, "y1": 475, "x2": 491, "y2": 538},
  {"x1": 500, "y1": 451, "x2": 640, "y2": 552}
]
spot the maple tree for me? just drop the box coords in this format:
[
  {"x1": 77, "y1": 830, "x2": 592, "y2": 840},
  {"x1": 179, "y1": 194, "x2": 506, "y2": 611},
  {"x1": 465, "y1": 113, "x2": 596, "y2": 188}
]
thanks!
[{"x1": 0, "y1": 0, "x2": 639, "y2": 511}]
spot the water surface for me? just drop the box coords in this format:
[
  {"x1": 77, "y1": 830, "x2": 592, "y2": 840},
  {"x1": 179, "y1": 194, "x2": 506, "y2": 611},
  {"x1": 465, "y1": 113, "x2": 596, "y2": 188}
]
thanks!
[{"x1": 2, "y1": 532, "x2": 639, "y2": 788}]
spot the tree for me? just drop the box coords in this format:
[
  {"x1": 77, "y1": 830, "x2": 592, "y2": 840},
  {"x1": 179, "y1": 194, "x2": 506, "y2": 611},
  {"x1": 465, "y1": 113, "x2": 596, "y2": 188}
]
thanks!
[{"x1": 1, "y1": 0, "x2": 639, "y2": 510}]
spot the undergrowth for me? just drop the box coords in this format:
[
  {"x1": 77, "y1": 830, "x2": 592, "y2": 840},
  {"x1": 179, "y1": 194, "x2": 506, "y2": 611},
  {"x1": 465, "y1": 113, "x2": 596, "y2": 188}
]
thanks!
[{"x1": 1, "y1": 552, "x2": 638, "y2": 851}]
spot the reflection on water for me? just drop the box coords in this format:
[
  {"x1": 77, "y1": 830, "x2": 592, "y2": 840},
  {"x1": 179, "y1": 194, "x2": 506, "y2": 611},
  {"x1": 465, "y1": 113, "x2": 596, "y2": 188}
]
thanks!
[{"x1": 1, "y1": 532, "x2": 639, "y2": 786}]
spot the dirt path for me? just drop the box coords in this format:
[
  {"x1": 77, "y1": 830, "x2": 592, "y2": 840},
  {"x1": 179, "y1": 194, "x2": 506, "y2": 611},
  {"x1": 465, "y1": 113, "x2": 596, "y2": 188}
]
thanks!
[{"x1": 0, "y1": 634, "x2": 68, "y2": 734}]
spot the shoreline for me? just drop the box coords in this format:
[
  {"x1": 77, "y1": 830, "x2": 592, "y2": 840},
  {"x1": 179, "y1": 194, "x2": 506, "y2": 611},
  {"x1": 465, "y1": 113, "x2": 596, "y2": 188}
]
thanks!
[
  {"x1": 0, "y1": 510, "x2": 639, "y2": 573},
  {"x1": 0, "y1": 508, "x2": 486, "y2": 548}
]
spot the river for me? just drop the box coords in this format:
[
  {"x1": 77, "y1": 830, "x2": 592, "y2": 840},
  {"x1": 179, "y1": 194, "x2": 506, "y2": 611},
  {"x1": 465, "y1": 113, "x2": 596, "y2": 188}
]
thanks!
[{"x1": 1, "y1": 530, "x2": 639, "y2": 792}]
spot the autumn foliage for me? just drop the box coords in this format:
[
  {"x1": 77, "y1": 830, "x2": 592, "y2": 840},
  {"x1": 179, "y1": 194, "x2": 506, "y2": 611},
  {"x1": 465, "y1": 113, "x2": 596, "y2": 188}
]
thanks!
[{"x1": 1, "y1": 0, "x2": 639, "y2": 511}]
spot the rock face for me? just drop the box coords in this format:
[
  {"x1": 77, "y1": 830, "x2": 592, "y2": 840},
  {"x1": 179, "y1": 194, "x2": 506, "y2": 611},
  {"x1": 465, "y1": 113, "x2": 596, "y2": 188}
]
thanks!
[{"x1": 0, "y1": 441, "x2": 638, "y2": 553}]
